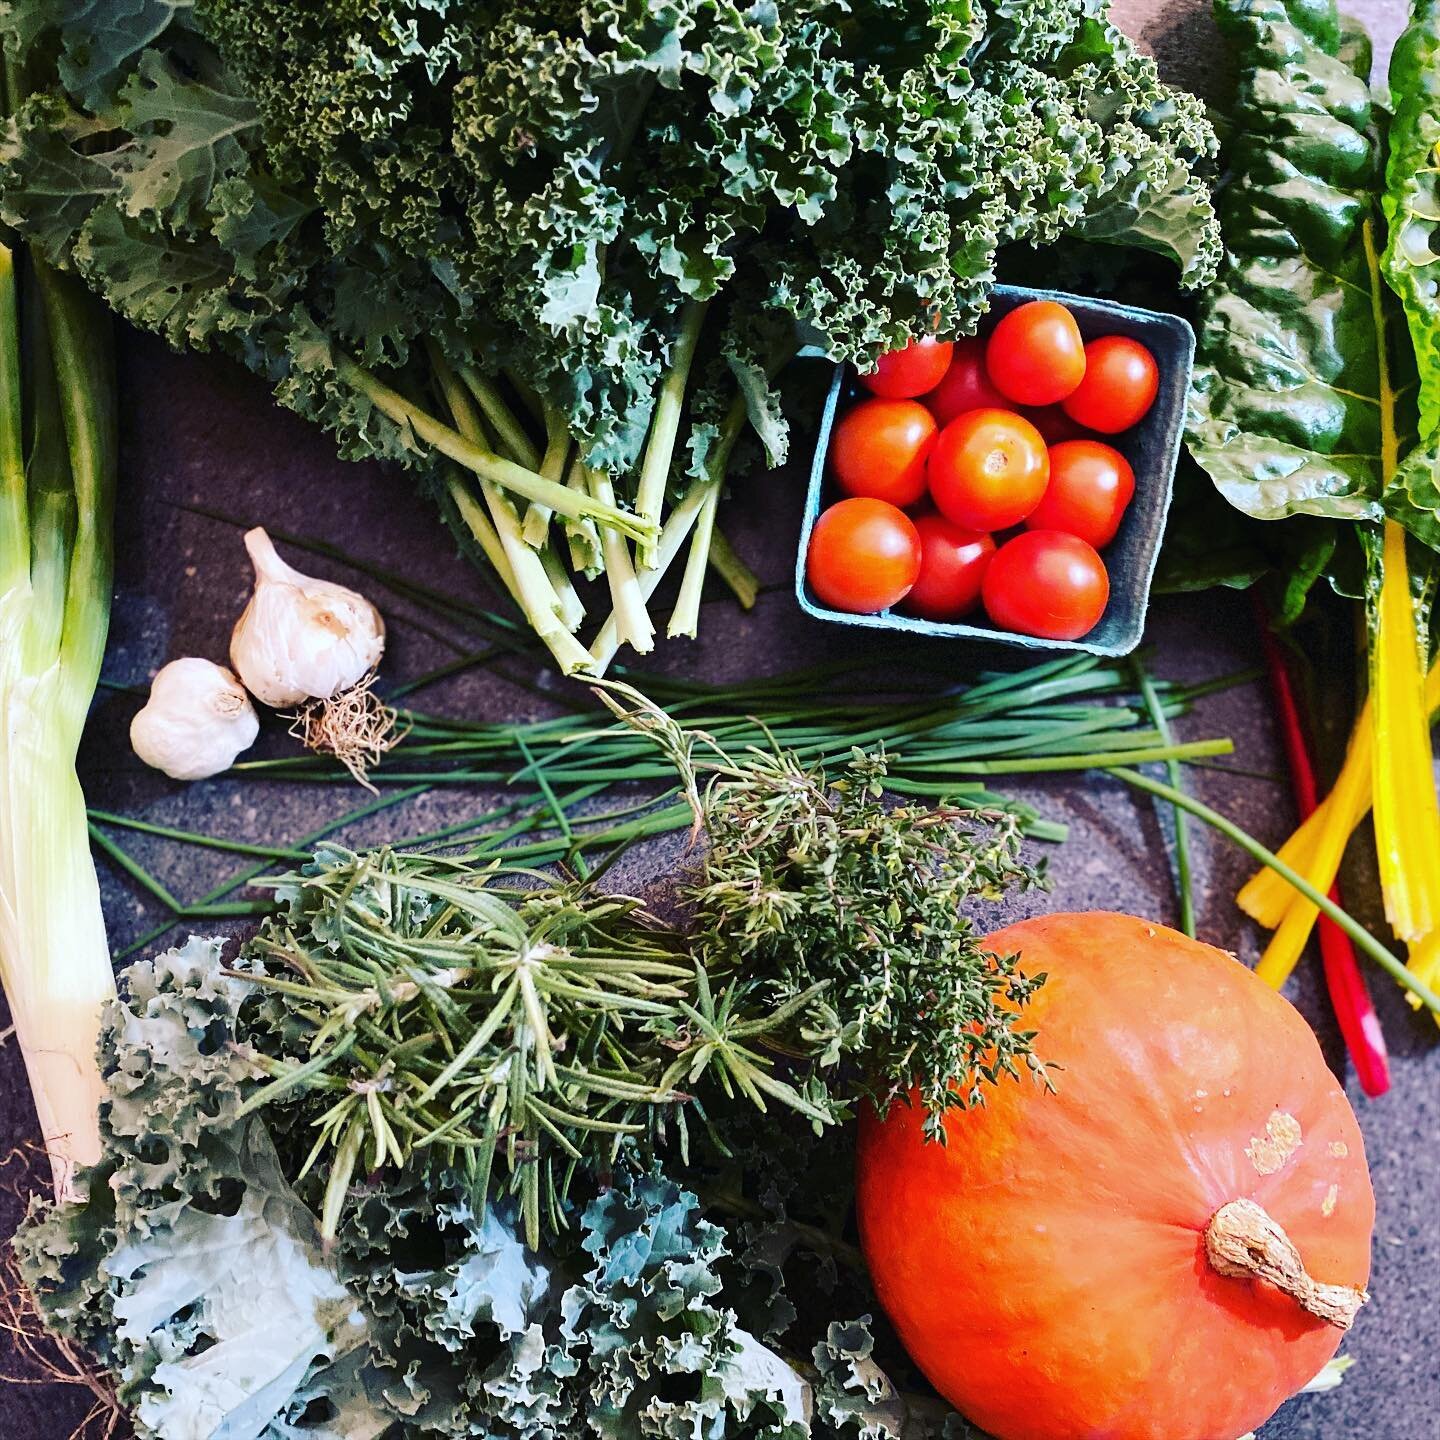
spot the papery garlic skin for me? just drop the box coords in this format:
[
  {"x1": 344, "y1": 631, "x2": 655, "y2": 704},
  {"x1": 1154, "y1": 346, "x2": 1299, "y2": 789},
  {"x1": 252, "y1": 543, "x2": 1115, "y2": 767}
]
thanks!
[
  {"x1": 131, "y1": 658, "x2": 260, "y2": 780},
  {"x1": 230, "y1": 527, "x2": 385, "y2": 706}
]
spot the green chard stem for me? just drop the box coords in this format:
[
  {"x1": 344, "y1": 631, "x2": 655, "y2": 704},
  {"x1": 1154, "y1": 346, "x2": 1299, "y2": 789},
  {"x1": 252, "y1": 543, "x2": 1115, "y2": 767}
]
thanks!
[{"x1": 635, "y1": 299, "x2": 708, "y2": 568}]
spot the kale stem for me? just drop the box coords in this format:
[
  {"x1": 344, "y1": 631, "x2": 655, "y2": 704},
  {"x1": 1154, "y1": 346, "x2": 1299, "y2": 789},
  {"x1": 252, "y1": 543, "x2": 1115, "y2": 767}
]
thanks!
[
  {"x1": 708, "y1": 528, "x2": 760, "y2": 609},
  {"x1": 1107, "y1": 766, "x2": 1440, "y2": 1012},
  {"x1": 540, "y1": 543, "x2": 585, "y2": 632},
  {"x1": 457, "y1": 364, "x2": 540, "y2": 471},
  {"x1": 635, "y1": 298, "x2": 709, "y2": 567},
  {"x1": 590, "y1": 479, "x2": 716, "y2": 674},
  {"x1": 522, "y1": 401, "x2": 573, "y2": 546},
  {"x1": 668, "y1": 392, "x2": 747, "y2": 638},
  {"x1": 587, "y1": 465, "x2": 655, "y2": 656},
  {"x1": 430, "y1": 344, "x2": 592, "y2": 673},
  {"x1": 563, "y1": 457, "x2": 602, "y2": 575},
  {"x1": 668, "y1": 482, "x2": 719, "y2": 639},
  {"x1": 337, "y1": 352, "x2": 654, "y2": 542},
  {"x1": 1132, "y1": 657, "x2": 1195, "y2": 936}
]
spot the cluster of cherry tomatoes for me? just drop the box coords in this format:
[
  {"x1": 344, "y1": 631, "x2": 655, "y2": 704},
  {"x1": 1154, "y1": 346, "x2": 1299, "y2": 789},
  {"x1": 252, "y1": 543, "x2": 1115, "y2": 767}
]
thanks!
[{"x1": 805, "y1": 300, "x2": 1159, "y2": 642}]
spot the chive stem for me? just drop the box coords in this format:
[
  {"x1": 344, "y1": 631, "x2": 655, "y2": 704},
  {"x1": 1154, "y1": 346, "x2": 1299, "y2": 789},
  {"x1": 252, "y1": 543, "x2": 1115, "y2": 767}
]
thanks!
[{"x1": 1108, "y1": 767, "x2": 1440, "y2": 1012}]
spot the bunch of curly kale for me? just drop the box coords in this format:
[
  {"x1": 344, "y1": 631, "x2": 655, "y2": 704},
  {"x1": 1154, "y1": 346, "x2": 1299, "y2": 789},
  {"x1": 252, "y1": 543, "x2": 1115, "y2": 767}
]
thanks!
[{"x1": 0, "y1": 0, "x2": 1218, "y2": 668}]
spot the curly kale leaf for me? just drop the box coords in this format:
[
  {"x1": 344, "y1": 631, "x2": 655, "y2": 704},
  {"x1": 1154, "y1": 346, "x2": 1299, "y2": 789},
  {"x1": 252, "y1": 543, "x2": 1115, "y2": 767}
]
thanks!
[
  {"x1": 15, "y1": 937, "x2": 393, "y2": 1440},
  {"x1": 0, "y1": 0, "x2": 1218, "y2": 506}
]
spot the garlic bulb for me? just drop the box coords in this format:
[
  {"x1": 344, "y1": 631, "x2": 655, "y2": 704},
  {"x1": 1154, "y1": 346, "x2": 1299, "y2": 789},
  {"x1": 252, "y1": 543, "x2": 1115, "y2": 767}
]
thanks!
[
  {"x1": 230, "y1": 527, "x2": 385, "y2": 706},
  {"x1": 131, "y1": 658, "x2": 260, "y2": 781}
]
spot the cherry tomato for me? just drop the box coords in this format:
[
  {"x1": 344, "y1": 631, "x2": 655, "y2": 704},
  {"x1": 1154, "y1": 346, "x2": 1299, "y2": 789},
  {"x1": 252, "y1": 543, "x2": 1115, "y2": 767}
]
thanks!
[
  {"x1": 901, "y1": 515, "x2": 995, "y2": 621},
  {"x1": 985, "y1": 301, "x2": 1086, "y2": 406},
  {"x1": 1023, "y1": 404, "x2": 1086, "y2": 445},
  {"x1": 982, "y1": 530, "x2": 1109, "y2": 641},
  {"x1": 861, "y1": 335, "x2": 955, "y2": 399},
  {"x1": 830, "y1": 398, "x2": 936, "y2": 507},
  {"x1": 1026, "y1": 439, "x2": 1135, "y2": 548},
  {"x1": 927, "y1": 407, "x2": 1049, "y2": 531},
  {"x1": 1062, "y1": 335, "x2": 1159, "y2": 433},
  {"x1": 924, "y1": 338, "x2": 1009, "y2": 427},
  {"x1": 806, "y1": 497, "x2": 921, "y2": 614}
]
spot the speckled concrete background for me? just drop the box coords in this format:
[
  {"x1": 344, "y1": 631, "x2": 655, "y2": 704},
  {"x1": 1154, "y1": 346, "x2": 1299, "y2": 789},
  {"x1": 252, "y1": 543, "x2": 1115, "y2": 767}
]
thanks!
[{"x1": 2, "y1": 2, "x2": 1432, "y2": 1437}]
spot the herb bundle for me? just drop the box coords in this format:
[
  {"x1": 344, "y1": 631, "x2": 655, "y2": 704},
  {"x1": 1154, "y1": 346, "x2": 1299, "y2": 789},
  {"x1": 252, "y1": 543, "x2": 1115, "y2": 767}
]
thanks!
[
  {"x1": 230, "y1": 696, "x2": 1047, "y2": 1249},
  {"x1": 16, "y1": 934, "x2": 956, "y2": 1440},
  {"x1": 0, "y1": 0, "x2": 1220, "y2": 669}
]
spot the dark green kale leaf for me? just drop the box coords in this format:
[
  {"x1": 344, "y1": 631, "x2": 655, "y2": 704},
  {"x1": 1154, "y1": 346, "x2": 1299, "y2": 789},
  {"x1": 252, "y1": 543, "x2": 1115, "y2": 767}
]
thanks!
[
  {"x1": 0, "y1": 0, "x2": 1219, "y2": 536},
  {"x1": 14, "y1": 937, "x2": 395, "y2": 1440}
]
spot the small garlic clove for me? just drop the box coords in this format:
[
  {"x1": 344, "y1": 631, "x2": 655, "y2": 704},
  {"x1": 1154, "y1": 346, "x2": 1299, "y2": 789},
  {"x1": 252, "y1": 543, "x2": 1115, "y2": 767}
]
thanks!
[
  {"x1": 130, "y1": 658, "x2": 260, "y2": 781},
  {"x1": 229, "y1": 527, "x2": 386, "y2": 707}
]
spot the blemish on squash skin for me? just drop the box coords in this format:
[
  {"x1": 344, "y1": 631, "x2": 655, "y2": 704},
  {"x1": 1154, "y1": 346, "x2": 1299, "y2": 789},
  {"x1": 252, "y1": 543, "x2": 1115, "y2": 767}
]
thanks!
[
  {"x1": 1322, "y1": 1184, "x2": 1338, "y2": 1217},
  {"x1": 1245, "y1": 1110, "x2": 1303, "y2": 1176},
  {"x1": 1329, "y1": 1141, "x2": 1349, "y2": 1159}
]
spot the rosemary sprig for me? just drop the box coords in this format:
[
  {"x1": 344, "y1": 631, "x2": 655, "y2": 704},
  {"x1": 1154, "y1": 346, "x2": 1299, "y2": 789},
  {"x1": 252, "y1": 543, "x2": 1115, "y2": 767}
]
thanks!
[{"x1": 234, "y1": 842, "x2": 852, "y2": 1248}]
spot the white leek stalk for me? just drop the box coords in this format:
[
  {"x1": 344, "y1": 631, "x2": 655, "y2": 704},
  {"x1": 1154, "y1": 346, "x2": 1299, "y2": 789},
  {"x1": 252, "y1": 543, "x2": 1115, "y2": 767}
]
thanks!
[{"x1": 0, "y1": 247, "x2": 117, "y2": 1202}]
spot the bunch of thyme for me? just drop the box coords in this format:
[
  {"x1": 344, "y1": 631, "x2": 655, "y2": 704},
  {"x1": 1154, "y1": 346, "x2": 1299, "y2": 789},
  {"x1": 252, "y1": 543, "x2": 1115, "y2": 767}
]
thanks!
[{"x1": 691, "y1": 748, "x2": 1050, "y2": 1130}]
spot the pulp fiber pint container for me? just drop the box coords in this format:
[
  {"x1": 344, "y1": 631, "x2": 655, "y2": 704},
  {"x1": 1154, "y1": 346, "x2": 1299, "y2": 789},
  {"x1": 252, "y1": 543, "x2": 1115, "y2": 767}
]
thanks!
[{"x1": 793, "y1": 285, "x2": 1195, "y2": 657}]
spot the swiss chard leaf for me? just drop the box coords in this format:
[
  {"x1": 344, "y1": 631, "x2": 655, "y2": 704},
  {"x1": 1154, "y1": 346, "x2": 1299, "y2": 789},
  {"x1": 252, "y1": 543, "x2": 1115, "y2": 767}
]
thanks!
[{"x1": 1187, "y1": 0, "x2": 1423, "y2": 537}]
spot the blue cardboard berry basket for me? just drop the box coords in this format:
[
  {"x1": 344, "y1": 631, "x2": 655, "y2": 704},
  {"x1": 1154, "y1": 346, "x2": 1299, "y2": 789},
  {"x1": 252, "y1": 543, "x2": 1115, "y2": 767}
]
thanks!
[{"x1": 793, "y1": 285, "x2": 1195, "y2": 657}]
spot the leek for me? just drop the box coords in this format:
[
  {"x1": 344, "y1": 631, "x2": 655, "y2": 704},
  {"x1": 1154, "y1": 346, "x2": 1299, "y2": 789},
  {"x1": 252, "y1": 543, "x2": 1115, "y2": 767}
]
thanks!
[{"x1": 0, "y1": 240, "x2": 117, "y2": 1200}]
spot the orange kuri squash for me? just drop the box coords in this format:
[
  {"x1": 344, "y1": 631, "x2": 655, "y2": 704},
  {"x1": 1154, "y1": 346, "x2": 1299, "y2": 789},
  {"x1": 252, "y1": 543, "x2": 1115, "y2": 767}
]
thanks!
[{"x1": 856, "y1": 912, "x2": 1373, "y2": 1440}]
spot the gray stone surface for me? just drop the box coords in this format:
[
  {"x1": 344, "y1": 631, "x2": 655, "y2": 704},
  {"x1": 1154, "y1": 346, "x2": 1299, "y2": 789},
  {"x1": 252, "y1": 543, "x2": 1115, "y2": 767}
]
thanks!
[{"x1": 2, "y1": 2, "x2": 1434, "y2": 1437}]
